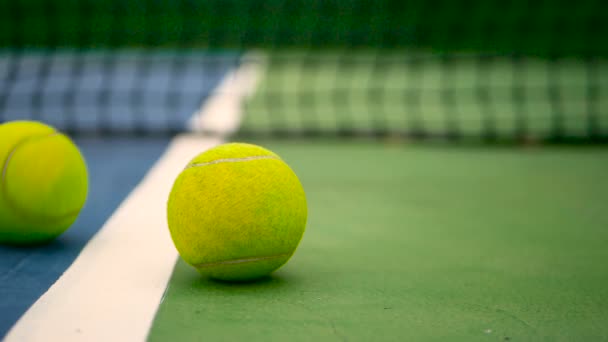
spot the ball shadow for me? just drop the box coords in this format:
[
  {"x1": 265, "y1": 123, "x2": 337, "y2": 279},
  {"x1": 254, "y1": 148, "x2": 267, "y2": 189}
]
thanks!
[
  {"x1": 193, "y1": 272, "x2": 296, "y2": 293},
  {"x1": 0, "y1": 235, "x2": 73, "y2": 252}
]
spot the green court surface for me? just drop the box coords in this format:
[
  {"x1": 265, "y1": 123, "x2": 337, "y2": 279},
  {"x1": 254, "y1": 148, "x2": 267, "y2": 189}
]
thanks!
[
  {"x1": 243, "y1": 52, "x2": 608, "y2": 139},
  {"x1": 149, "y1": 140, "x2": 608, "y2": 341}
]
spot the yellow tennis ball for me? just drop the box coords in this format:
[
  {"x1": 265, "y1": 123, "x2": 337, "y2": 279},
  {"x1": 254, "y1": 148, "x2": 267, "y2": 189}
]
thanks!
[
  {"x1": 167, "y1": 143, "x2": 307, "y2": 281},
  {"x1": 0, "y1": 121, "x2": 88, "y2": 245}
]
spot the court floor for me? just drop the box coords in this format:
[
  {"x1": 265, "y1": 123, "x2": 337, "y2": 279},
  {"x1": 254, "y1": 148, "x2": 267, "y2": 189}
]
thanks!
[
  {"x1": 0, "y1": 137, "x2": 171, "y2": 335},
  {"x1": 150, "y1": 140, "x2": 608, "y2": 341}
]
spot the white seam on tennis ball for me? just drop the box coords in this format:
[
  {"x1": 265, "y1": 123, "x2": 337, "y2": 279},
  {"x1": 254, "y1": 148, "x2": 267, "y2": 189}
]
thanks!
[
  {"x1": 1, "y1": 132, "x2": 60, "y2": 185},
  {"x1": 194, "y1": 253, "x2": 291, "y2": 268},
  {"x1": 1, "y1": 131, "x2": 82, "y2": 222},
  {"x1": 186, "y1": 155, "x2": 280, "y2": 169}
]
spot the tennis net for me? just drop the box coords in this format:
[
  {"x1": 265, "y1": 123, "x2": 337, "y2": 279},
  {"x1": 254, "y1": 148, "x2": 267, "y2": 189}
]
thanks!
[{"x1": 1, "y1": 0, "x2": 606, "y2": 143}]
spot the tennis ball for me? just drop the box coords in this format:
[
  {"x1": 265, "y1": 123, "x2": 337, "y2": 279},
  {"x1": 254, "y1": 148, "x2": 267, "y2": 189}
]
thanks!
[
  {"x1": 0, "y1": 121, "x2": 88, "y2": 245},
  {"x1": 167, "y1": 143, "x2": 307, "y2": 281}
]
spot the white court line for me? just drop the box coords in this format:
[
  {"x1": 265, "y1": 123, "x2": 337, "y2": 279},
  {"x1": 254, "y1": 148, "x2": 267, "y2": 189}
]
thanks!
[
  {"x1": 188, "y1": 51, "x2": 266, "y2": 135},
  {"x1": 4, "y1": 53, "x2": 264, "y2": 342}
]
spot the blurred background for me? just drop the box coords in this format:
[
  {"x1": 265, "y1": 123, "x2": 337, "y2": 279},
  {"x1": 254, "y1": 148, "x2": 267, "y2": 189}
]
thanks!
[{"x1": 1, "y1": 0, "x2": 606, "y2": 143}]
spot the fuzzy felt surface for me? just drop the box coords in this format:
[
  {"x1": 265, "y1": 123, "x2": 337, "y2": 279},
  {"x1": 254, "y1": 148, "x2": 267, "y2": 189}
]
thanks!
[
  {"x1": 167, "y1": 143, "x2": 307, "y2": 281},
  {"x1": 0, "y1": 121, "x2": 88, "y2": 245}
]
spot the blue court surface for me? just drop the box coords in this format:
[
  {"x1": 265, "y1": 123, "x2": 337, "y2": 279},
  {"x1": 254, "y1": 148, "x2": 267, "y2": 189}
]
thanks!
[{"x1": 0, "y1": 51, "x2": 236, "y2": 338}]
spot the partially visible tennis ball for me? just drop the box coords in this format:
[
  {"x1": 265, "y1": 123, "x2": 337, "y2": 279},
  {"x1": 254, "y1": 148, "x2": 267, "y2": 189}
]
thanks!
[
  {"x1": 0, "y1": 121, "x2": 88, "y2": 245},
  {"x1": 167, "y1": 143, "x2": 307, "y2": 281}
]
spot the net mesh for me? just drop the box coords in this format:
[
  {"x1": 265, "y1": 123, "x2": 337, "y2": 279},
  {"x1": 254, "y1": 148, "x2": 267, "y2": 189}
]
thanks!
[{"x1": 1, "y1": 0, "x2": 607, "y2": 143}]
